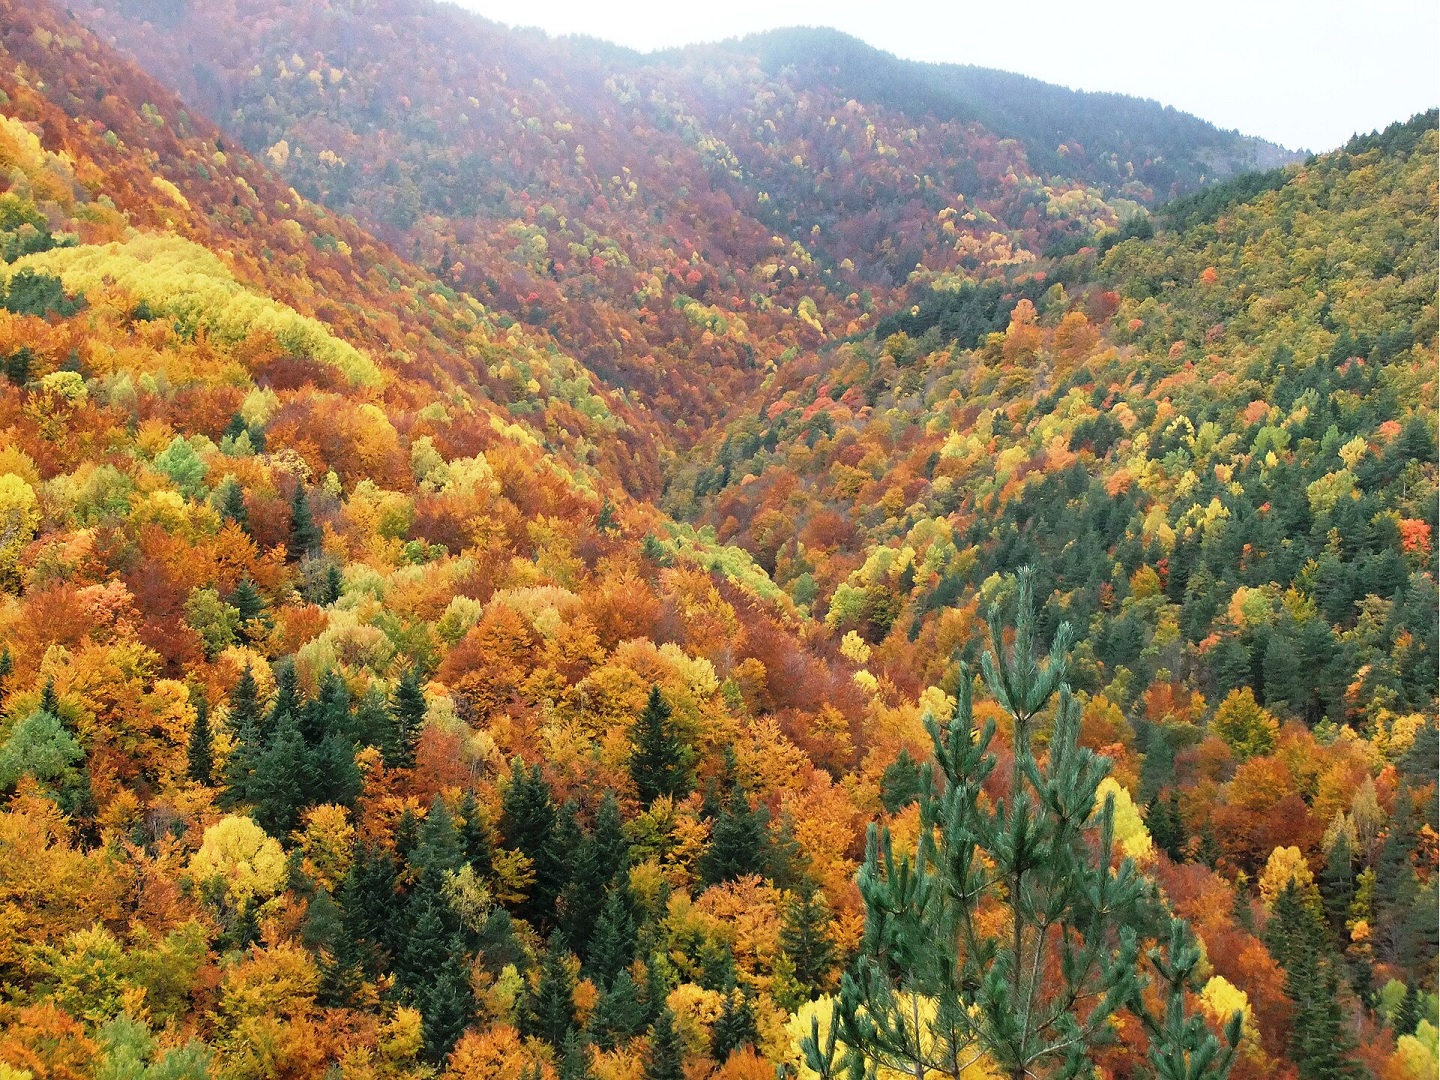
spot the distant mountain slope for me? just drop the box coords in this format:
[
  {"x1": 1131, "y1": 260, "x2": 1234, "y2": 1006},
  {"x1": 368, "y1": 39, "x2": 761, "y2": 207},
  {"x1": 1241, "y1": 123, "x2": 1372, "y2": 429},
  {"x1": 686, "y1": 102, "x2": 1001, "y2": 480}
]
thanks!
[
  {"x1": 724, "y1": 27, "x2": 1298, "y2": 194},
  {"x1": 75, "y1": 0, "x2": 1292, "y2": 439}
]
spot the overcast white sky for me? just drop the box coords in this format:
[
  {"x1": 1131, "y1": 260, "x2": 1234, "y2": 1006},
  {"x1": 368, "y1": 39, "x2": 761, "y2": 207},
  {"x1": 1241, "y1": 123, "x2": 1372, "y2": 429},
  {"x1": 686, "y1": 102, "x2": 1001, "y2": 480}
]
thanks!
[{"x1": 451, "y1": 0, "x2": 1438, "y2": 152}]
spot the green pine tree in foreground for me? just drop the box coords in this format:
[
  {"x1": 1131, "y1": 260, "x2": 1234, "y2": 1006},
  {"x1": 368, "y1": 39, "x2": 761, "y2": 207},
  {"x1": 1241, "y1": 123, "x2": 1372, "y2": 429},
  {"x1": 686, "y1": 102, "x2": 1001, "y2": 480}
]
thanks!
[{"x1": 804, "y1": 569, "x2": 1241, "y2": 1080}]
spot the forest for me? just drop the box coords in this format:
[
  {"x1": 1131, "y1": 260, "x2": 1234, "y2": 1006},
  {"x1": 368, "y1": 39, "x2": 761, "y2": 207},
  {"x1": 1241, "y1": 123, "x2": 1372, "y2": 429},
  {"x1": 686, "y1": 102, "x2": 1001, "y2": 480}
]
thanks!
[{"x1": 0, "y1": 1, "x2": 1433, "y2": 1079}]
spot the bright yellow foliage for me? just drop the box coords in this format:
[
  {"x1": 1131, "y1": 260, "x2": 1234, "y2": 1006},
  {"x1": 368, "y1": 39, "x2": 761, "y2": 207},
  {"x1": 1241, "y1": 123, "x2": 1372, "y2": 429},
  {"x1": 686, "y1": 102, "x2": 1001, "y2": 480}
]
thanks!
[
  {"x1": 1095, "y1": 776, "x2": 1153, "y2": 863},
  {"x1": 188, "y1": 814, "x2": 287, "y2": 914}
]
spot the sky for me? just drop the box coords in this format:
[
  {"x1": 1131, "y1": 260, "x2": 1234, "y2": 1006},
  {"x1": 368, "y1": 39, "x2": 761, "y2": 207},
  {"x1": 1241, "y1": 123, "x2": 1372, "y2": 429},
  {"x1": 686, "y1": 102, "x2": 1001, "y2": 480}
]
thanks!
[{"x1": 450, "y1": 0, "x2": 1438, "y2": 152}]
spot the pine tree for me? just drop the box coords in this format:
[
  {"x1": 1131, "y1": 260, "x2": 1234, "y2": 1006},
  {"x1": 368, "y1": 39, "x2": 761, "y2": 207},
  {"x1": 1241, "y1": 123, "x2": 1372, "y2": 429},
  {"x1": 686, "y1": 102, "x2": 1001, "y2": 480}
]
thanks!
[
  {"x1": 629, "y1": 685, "x2": 689, "y2": 805},
  {"x1": 589, "y1": 969, "x2": 647, "y2": 1050},
  {"x1": 220, "y1": 666, "x2": 263, "y2": 806},
  {"x1": 323, "y1": 563, "x2": 344, "y2": 605},
  {"x1": 1319, "y1": 833, "x2": 1355, "y2": 936},
  {"x1": 388, "y1": 667, "x2": 427, "y2": 770},
  {"x1": 804, "y1": 570, "x2": 1239, "y2": 1080},
  {"x1": 642, "y1": 1007, "x2": 685, "y2": 1080},
  {"x1": 879, "y1": 747, "x2": 923, "y2": 812},
  {"x1": 288, "y1": 483, "x2": 320, "y2": 561},
  {"x1": 186, "y1": 690, "x2": 214, "y2": 785}
]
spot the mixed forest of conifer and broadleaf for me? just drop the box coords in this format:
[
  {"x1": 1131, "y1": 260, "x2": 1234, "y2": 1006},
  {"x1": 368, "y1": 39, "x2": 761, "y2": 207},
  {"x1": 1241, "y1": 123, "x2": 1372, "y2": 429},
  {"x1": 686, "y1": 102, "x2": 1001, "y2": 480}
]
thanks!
[{"x1": 0, "y1": 0, "x2": 1433, "y2": 1078}]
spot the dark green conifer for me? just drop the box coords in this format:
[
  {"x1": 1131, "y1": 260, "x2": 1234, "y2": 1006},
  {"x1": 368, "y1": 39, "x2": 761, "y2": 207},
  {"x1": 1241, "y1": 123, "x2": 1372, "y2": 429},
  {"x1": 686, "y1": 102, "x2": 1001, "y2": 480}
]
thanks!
[
  {"x1": 629, "y1": 685, "x2": 689, "y2": 805},
  {"x1": 642, "y1": 1007, "x2": 685, "y2": 1080},
  {"x1": 589, "y1": 969, "x2": 646, "y2": 1050},
  {"x1": 217, "y1": 476, "x2": 249, "y2": 532},
  {"x1": 288, "y1": 483, "x2": 320, "y2": 561},
  {"x1": 388, "y1": 667, "x2": 427, "y2": 770},
  {"x1": 559, "y1": 1030, "x2": 592, "y2": 1080},
  {"x1": 523, "y1": 936, "x2": 578, "y2": 1049},
  {"x1": 710, "y1": 989, "x2": 758, "y2": 1062},
  {"x1": 585, "y1": 887, "x2": 636, "y2": 985},
  {"x1": 1394, "y1": 984, "x2": 1421, "y2": 1036},
  {"x1": 340, "y1": 840, "x2": 399, "y2": 975},
  {"x1": 39, "y1": 677, "x2": 60, "y2": 718},
  {"x1": 1320, "y1": 833, "x2": 1355, "y2": 936},
  {"x1": 699, "y1": 782, "x2": 769, "y2": 885},
  {"x1": 248, "y1": 714, "x2": 310, "y2": 836},
  {"x1": 323, "y1": 563, "x2": 344, "y2": 605},
  {"x1": 229, "y1": 577, "x2": 269, "y2": 641},
  {"x1": 416, "y1": 948, "x2": 474, "y2": 1061},
  {"x1": 879, "y1": 747, "x2": 923, "y2": 813},
  {"x1": 779, "y1": 882, "x2": 837, "y2": 1003},
  {"x1": 1146, "y1": 790, "x2": 1187, "y2": 862},
  {"x1": 500, "y1": 759, "x2": 564, "y2": 928},
  {"x1": 186, "y1": 690, "x2": 214, "y2": 785},
  {"x1": 803, "y1": 570, "x2": 1239, "y2": 1080}
]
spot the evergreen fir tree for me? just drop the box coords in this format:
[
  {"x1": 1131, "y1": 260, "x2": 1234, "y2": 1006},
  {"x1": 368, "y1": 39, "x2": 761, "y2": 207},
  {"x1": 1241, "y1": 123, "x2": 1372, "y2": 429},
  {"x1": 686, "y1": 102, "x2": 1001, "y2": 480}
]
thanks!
[
  {"x1": 323, "y1": 563, "x2": 344, "y2": 605},
  {"x1": 803, "y1": 570, "x2": 1239, "y2": 1080},
  {"x1": 585, "y1": 887, "x2": 636, "y2": 985},
  {"x1": 248, "y1": 714, "x2": 310, "y2": 836},
  {"x1": 559, "y1": 1030, "x2": 592, "y2": 1080},
  {"x1": 523, "y1": 936, "x2": 579, "y2": 1049},
  {"x1": 700, "y1": 781, "x2": 770, "y2": 885},
  {"x1": 303, "y1": 887, "x2": 365, "y2": 1006},
  {"x1": 1146, "y1": 790, "x2": 1187, "y2": 862},
  {"x1": 1265, "y1": 882, "x2": 1363, "y2": 1080},
  {"x1": 186, "y1": 690, "x2": 214, "y2": 785},
  {"x1": 288, "y1": 483, "x2": 320, "y2": 561},
  {"x1": 217, "y1": 476, "x2": 250, "y2": 533},
  {"x1": 416, "y1": 949, "x2": 475, "y2": 1062},
  {"x1": 642, "y1": 1007, "x2": 685, "y2": 1080},
  {"x1": 500, "y1": 759, "x2": 565, "y2": 928},
  {"x1": 588, "y1": 969, "x2": 647, "y2": 1050},
  {"x1": 710, "y1": 989, "x2": 758, "y2": 1062},
  {"x1": 229, "y1": 577, "x2": 269, "y2": 641},
  {"x1": 39, "y1": 677, "x2": 59, "y2": 717},
  {"x1": 458, "y1": 789, "x2": 494, "y2": 875},
  {"x1": 0, "y1": 646, "x2": 12, "y2": 697},
  {"x1": 388, "y1": 667, "x2": 427, "y2": 770},
  {"x1": 879, "y1": 747, "x2": 924, "y2": 813},
  {"x1": 340, "y1": 840, "x2": 400, "y2": 975},
  {"x1": 1394, "y1": 984, "x2": 1421, "y2": 1036},
  {"x1": 220, "y1": 667, "x2": 263, "y2": 806},
  {"x1": 1319, "y1": 833, "x2": 1355, "y2": 936},
  {"x1": 266, "y1": 660, "x2": 301, "y2": 740},
  {"x1": 413, "y1": 795, "x2": 465, "y2": 890},
  {"x1": 629, "y1": 685, "x2": 689, "y2": 805},
  {"x1": 779, "y1": 882, "x2": 837, "y2": 1002}
]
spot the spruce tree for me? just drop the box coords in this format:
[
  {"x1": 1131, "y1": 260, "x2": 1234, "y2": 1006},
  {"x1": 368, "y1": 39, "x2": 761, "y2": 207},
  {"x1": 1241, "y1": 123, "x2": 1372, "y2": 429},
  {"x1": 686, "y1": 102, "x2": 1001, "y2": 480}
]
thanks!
[
  {"x1": 879, "y1": 748, "x2": 923, "y2": 813},
  {"x1": 288, "y1": 483, "x2": 320, "y2": 561},
  {"x1": 710, "y1": 989, "x2": 758, "y2": 1062},
  {"x1": 1394, "y1": 984, "x2": 1421, "y2": 1037},
  {"x1": 388, "y1": 667, "x2": 427, "y2": 770},
  {"x1": 559, "y1": 1030, "x2": 592, "y2": 1080},
  {"x1": 629, "y1": 685, "x2": 689, "y2": 805},
  {"x1": 1146, "y1": 790, "x2": 1187, "y2": 862},
  {"x1": 417, "y1": 948, "x2": 475, "y2": 1062},
  {"x1": 586, "y1": 887, "x2": 636, "y2": 985},
  {"x1": 1319, "y1": 833, "x2": 1355, "y2": 936},
  {"x1": 186, "y1": 690, "x2": 214, "y2": 785},
  {"x1": 803, "y1": 570, "x2": 1239, "y2": 1080},
  {"x1": 248, "y1": 714, "x2": 310, "y2": 836},
  {"x1": 220, "y1": 666, "x2": 263, "y2": 806},
  {"x1": 340, "y1": 840, "x2": 400, "y2": 976},
  {"x1": 323, "y1": 563, "x2": 344, "y2": 605},
  {"x1": 642, "y1": 1007, "x2": 685, "y2": 1080}
]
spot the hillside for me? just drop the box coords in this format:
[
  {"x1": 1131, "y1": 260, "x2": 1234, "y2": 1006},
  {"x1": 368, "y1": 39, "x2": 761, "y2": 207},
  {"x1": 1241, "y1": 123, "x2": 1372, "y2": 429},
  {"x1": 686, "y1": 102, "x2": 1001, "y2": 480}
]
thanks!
[
  {"x1": 0, "y1": 1, "x2": 1434, "y2": 1079},
  {"x1": 77, "y1": 0, "x2": 1292, "y2": 444}
]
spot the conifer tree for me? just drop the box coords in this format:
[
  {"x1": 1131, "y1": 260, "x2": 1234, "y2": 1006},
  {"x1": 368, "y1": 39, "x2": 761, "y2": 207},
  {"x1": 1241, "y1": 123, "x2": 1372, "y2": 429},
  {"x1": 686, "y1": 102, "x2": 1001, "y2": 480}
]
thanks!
[
  {"x1": 458, "y1": 789, "x2": 494, "y2": 874},
  {"x1": 416, "y1": 943, "x2": 474, "y2": 1061},
  {"x1": 879, "y1": 747, "x2": 923, "y2": 813},
  {"x1": 267, "y1": 660, "x2": 301, "y2": 739},
  {"x1": 642, "y1": 1007, "x2": 685, "y2": 1080},
  {"x1": 700, "y1": 780, "x2": 769, "y2": 886},
  {"x1": 324, "y1": 563, "x2": 344, "y2": 605},
  {"x1": 388, "y1": 667, "x2": 427, "y2": 770},
  {"x1": 186, "y1": 690, "x2": 213, "y2": 785},
  {"x1": 220, "y1": 666, "x2": 263, "y2": 805},
  {"x1": 1146, "y1": 790, "x2": 1187, "y2": 862},
  {"x1": 804, "y1": 570, "x2": 1239, "y2": 1080},
  {"x1": 229, "y1": 577, "x2": 269, "y2": 641},
  {"x1": 500, "y1": 759, "x2": 564, "y2": 927},
  {"x1": 559, "y1": 1030, "x2": 592, "y2": 1080},
  {"x1": 0, "y1": 646, "x2": 12, "y2": 698},
  {"x1": 39, "y1": 677, "x2": 59, "y2": 718},
  {"x1": 589, "y1": 969, "x2": 646, "y2": 1050},
  {"x1": 1265, "y1": 881, "x2": 1363, "y2": 1080},
  {"x1": 288, "y1": 482, "x2": 320, "y2": 561},
  {"x1": 779, "y1": 881, "x2": 838, "y2": 1002},
  {"x1": 1394, "y1": 984, "x2": 1421, "y2": 1037},
  {"x1": 523, "y1": 935, "x2": 579, "y2": 1049},
  {"x1": 1319, "y1": 833, "x2": 1355, "y2": 936},
  {"x1": 586, "y1": 887, "x2": 636, "y2": 985},
  {"x1": 341, "y1": 840, "x2": 400, "y2": 976},
  {"x1": 629, "y1": 685, "x2": 689, "y2": 805},
  {"x1": 217, "y1": 476, "x2": 249, "y2": 532},
  {"x1": 710, "y1": 989, "x2": 758, "y2": 1062}
]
